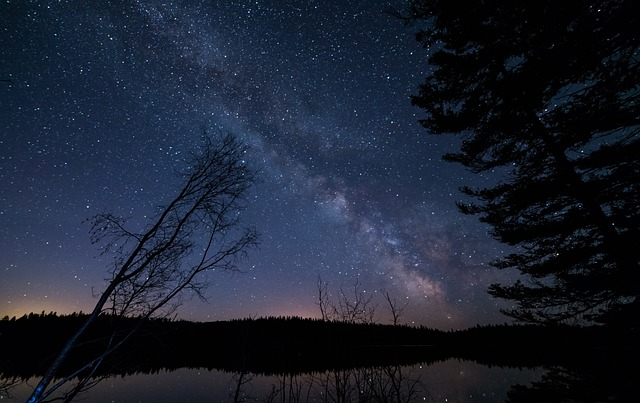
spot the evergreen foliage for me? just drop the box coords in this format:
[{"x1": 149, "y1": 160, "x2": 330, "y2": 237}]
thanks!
[
  {"x1": 0, "y1": 312, "x2": 621, "y2": 379},
  {"x1": 402, "y1": 0, "x2": 640, "y2": 325}
]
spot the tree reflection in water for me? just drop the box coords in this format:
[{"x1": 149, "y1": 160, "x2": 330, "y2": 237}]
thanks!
[
  {"x1": 3, "y1": 358, "x2": 635, "y2": 402},
  {"x1": 252, "y1": 364, "x2": 424, "y2": 403},
  {"x1": 506, "y1": 363, "x2": 635, "y2": 403},
  {"x1": 2, "y1": 360, "x2": 540, "y2": 402},
  {"x1": 2, "y1": 352, "x2": 635, "y2": 399}
]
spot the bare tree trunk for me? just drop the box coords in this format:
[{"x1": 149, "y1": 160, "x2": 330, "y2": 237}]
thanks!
[
  {"x1": 27, "y1": 133, "x2": 258, "y2": 402},
  {"x1": 27, "y1": 282, "x2": 116, "y2": 403}
]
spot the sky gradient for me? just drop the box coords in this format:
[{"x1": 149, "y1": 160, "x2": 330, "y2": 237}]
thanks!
[{"x1": 1, "y1": 0, "x2": 515, "y2": 329}]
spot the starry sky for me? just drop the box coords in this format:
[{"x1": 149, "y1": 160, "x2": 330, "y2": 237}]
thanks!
[{"x1": 1, "y1": 0, "x2": 514, "y2": 329}]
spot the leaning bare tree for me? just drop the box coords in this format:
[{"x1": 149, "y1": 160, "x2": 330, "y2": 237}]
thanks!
[{"x1": 28, "y1": 133, "x2": 259, "y2": 403}]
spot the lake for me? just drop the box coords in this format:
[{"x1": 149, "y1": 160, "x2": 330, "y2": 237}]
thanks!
[
  {"x1": 3, "y1": 359, "x2": 542, "y2": 402},
  {"x1": 2, "y1": 316, "x2": 634, "y2": 401}
]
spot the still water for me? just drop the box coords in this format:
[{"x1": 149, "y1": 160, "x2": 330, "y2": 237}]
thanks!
[{"x1": 3, "y1": 359, "x2": 540, "y2": 402}]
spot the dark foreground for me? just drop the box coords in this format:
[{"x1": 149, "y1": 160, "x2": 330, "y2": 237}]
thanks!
[{"x1": 1, "y1": 313, "x2": 637, "y2": 401}]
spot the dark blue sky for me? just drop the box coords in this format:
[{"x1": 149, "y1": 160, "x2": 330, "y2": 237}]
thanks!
[{"x1": 1, "y1": 0, "x2": 513, "y2": 329}]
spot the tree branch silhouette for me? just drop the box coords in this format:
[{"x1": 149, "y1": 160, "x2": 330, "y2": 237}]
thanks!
[
  {"x1": 401, "y1": 0, "x2": 640, "y2": 325},
  {"x1": 27, "y1": 132, "x2": 259, "y2": 403}
]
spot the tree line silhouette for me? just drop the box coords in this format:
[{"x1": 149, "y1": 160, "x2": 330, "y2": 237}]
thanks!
[
  {"x1": 1, "y1": 312, "x2": 633, "y2": 380},
  {"x1": 2, "y1": 312, "x2": 636, "y2": 401}
]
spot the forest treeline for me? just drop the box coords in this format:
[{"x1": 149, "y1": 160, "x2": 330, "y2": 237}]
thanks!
[{"x1": 1, "y1": 312, "x2": 633, "y2": 380}]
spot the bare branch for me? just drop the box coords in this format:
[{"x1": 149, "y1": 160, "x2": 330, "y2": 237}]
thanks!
[
  {"x1": 316, "y1": 276, "x2": 378, "y2": 324},
  {"x1": 316, "y1": 275, "x2": 331, "y2": 321},
  {"x1": 382, "y1": 289, "x2": 409, "y2": 326},
  {"x1": 28, "y1": 132, "x2": 259, "y2": 402}
]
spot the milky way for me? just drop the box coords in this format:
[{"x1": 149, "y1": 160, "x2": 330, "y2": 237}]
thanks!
[{"x1": 1, "y1": 0, "x2": 514, "y2": 329}]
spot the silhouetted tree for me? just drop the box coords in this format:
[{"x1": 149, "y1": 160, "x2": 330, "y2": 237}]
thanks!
[
  {"x1": 382, "y1": 290, "x2": 409, "y2": 326},
  {"x1": 316, "y1": 276, "x2": 378, "y2": 324},
  {"x1": 28, "y1": 133, "x2": 258, "y2": 402},
  {"x1": 400, "y1": 0, "x2": 639, "y2": 325}
]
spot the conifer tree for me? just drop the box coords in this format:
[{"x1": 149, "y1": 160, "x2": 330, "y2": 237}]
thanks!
[{"x1": 401, "y1": 0, "x2": 639, "y2": 325}]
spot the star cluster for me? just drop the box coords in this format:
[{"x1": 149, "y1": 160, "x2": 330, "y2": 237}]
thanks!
[{"x1": 1, "y1": 0, "x2": 512, "y2": 329}]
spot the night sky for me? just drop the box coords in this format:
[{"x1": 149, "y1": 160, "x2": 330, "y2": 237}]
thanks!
[{"x1": 1, "y1": 1, "x2": 513, "y2": 329}]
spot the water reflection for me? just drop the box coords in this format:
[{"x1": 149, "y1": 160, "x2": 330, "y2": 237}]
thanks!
[
  {"x1": 2, "y1": 359, "x2": 540, "y2": 402},
  {"x1": 5, "y1": 316, "x2": 636, "y2": 401},
  {"x1": 506, "y1": 363, "x2": 636, "y2": 402}
]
